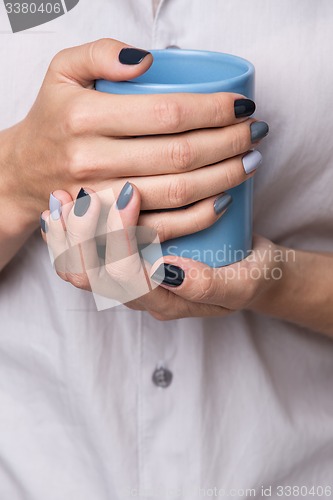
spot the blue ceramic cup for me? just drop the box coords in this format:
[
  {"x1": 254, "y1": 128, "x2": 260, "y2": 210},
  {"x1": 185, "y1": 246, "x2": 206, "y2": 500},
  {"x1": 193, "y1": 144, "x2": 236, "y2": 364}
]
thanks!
[{"x1": 95, "y1": 49, "x2": 255, "y2": 267}]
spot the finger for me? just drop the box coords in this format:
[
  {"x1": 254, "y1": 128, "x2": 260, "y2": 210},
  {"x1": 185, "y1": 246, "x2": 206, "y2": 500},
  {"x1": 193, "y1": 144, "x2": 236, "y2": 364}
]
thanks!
[
  {"x1": 149, "y1": 235, "x2": 272, "y2": 310},
  {"x1": 148, "y1": 256, "x2": 231, "y2": 307},
  {"x1": 131, "y1": 280, "x2": 230, "y2": 321},
  {"x1": 40, "y1": 210, "x2": 49, "y2": 243},
  {"x1": 85, "y1": 90, "x2": 255, "y2": 136},
  {"x1": 46, "y1": 191, "x2": 73, "y2": 275},
  {"x1": 62, "y1": 187, "x2": 104, "y2": 290},
  {"x1": 104, "y1": 182, "x2": 159, "y2": 304},
  {"x1": 148, "y1": 300, "x2": 231, "y2": 320},
  {"x1": 131, "y1": 150, "x2": 262, "y2": 210},
  {"x1": 138, "y1": 192, "x2": 232, "y2": 242},
  {"x1": 76, "y1": 118, "x2": 266, "y2": 178},
  {"x1": 49, "y1": 38, "x2": 153, "y2": 88},
  {"x1": 52, "y1": 189, "x2": 74, "y2": 223}
]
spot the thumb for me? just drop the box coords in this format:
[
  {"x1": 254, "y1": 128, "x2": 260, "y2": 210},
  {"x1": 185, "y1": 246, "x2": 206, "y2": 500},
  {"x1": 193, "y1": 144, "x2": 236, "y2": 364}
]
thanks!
[{"x1": 48, "y1": 38, "x2": 153, "y2": 87}]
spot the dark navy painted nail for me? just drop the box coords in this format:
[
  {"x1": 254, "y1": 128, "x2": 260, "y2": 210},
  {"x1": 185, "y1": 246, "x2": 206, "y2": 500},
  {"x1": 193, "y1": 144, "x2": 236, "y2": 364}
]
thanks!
[
  {"x1": 40, "y1": 213, "x2": 48, "y2": 233},
  {"x1": 74, "y1": 188, "x2": 91, "y2": 217},
  {"x1": 151, "y1": 263, "x2": 185, "y2": 287},
  {"x1": 234, "y1": 99, "x2": 256, "y2": 118},
  {"x1": 116, "y1": 182, "x2": 134, "y2": 210},
  {"x1": 213, "y1": 193, "x2": 233, "y2": 215},
  {"x1": 250, "y1": 121, "x2": 269, "y2": 143},
  {"x1": 119, "y1": 48, "x2": 150, "y2": 65}
]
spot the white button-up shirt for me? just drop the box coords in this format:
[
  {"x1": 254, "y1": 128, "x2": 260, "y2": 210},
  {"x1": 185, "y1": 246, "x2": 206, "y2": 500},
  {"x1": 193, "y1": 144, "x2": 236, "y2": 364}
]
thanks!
[{"x1": 1, "y1": 1, "x2": 333, "y2": 498}]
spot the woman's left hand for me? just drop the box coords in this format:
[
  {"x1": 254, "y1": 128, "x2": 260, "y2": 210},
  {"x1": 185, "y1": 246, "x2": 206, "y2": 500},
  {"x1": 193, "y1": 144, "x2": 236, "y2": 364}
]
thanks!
[{"x1": 148, "y1": 234, "x2": 280, "y2": 320}]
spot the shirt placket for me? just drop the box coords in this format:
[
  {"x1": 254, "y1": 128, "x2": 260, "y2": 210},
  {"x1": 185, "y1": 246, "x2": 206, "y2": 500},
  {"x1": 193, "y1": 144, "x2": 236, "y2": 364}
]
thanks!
[{"x1": 135, "y1": 4, "x2": 201, "y2": 499}]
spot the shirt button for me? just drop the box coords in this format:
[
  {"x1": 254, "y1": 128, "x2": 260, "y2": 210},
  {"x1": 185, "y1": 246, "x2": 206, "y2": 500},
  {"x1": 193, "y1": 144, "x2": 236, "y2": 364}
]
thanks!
[
  {"x1": 166, "y1": 45, "x2": 181, "y2": 49},
  {"x1": 152, "y1": 366, "x2": 173, "y2": 388}
]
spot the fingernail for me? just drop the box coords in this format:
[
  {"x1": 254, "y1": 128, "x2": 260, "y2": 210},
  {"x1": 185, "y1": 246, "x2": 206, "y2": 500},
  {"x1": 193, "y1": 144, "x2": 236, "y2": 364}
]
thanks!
[
  {"x1": 250, "y1": 121, "x2": 269, "y2": 143},
  {"x1": 49, "y1": 193, "x2": 62, "y2": 220},
  {"x1": 151, "y1": 263, "x2": 185, "y2": 288},
  {"x1": 213, "y1": 193, "x2": 233, "y2": 215},
  {"x1": 40, "y1": 213, "x2": 48, "y2": 233},
  {"x1": 234, "y1": 99, "x2": 256, "y2": 118},
  {"x1": 116, "y1": 182, "x2": 133, "y2": 210},
  {"x1": 242, "y1": 150, "x2": 263, "y2": 174},
  {"x1": 74, "y1": 188, "x2": 91, "y2": 217},
  {"x1": 119, "y1": 48, "x2": 151, "y2": 65}
]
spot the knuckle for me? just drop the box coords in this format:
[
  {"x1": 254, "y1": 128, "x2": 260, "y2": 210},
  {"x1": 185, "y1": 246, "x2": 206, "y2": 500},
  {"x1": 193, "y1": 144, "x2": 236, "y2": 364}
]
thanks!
[
  {"x1": 49, "y1": 49, "x2": 67, "y2": 72},
  {"x1": 166, "y1": 175, "x2": 191, "y2": 207},
  {"x1": 154, "y1": 99, "x2": 183, "y2": 132},
  {"x1": 223, "y1": 161, "x2": 241, "y2": 190},
  {"x1": 87, "y1": 39, "x2": 103, "y2": 60},
  {"x1": 86, "y1": 39, "x2": 111, "y2": 72},
  {"x1": 65, "y1": 145, "x2": 89, "y2": 180},
  {"x1": 88, "y1": 38, "x2": 111, "y2": 62},
  {"x1": 191, "y1": 275, "x2": 217, "y2": 302},
  {"x1": 190, "y1": 208, "x2": 212, "y2": 233},
  {"x1": 65, "y1": 146, "x2": 79, "y2": 176},
  {"x1": 62, "y1": 99, "x2": 88, "y2": 137},
  {"x1": 230, "y1": 129, "x2": 244, "y2": 156},
  {"x1": 65, "y1": 226, "x2": 83, "y2": 245},
  {"x1": 168, "y1": 137, "x2": 194, "y2": 172},
  {"x1": 151, "y1": 218, "x2": 167, "y2": 242},
  {"x1": 211, "y1": 94, "x2": 226, "y2": 126},
  {"x1": 105, "y1": 262, "x2": 129, "y2": 283},
  {"x1": 106, "y1": 254, "x2": 142, "y2": 285}
]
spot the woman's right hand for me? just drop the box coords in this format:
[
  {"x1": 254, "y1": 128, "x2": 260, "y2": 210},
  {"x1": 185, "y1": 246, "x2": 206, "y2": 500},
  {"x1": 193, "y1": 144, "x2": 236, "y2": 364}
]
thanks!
[
  {"x1": 5, "y1": 38, "x2": 267, "y2": 229},
  {"x1": 40, "y1": 183, "x2": 235, "y2": 313}
]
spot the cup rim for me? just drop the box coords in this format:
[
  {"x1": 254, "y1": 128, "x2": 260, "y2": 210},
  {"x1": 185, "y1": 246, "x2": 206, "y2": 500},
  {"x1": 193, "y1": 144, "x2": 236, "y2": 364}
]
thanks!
[{"x1": 96, "y1": 49, "x2": 254, "y2": 92}]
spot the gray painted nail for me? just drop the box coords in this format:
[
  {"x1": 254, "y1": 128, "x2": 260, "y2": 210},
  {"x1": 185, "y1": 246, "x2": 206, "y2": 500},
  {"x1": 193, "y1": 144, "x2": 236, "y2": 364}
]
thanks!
[
  {"x1": 49, "y1": 193, "x2": 62, "y2": 220},
  {"x1": 250, "y1": 121, "x2": 269, "y2": 143},
  {"x1": 242, "y1": 150, "x2": 263, "y2": 174},
  {"x1": 213, "y1": 193, "x2": 233, "y2": 215},
  {"x1": 74, "y1": 188, "x2": 91, "y2": 217},
  {"x1": 116, "y1": 182, "x2": 134, "y2": 210}
]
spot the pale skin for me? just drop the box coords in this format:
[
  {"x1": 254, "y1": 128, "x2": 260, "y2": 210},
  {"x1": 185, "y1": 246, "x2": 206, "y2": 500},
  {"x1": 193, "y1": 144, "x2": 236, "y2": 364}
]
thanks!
[
  {"x1": 1, "y1": 38, "x2": 332, "y2": 336},
  {"x1": 0, "y1": 38, "x2": 258, "y2": 270},
  {"x1": 41, "y1": 186, "x2": 333, "y2": 337}
]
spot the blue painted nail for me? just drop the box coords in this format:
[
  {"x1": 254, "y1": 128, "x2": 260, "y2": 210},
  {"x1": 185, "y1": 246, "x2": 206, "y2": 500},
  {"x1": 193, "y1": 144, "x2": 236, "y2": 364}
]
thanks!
[
  {"x1": 242, "y1": 150, "x2": 263, "y2": 174},
  {"x1": 49, "y1": 193, "x2": 62, "y2": 220},
  {"x1": 116, "y1": 182, "x2": 133, "y2": 210}
]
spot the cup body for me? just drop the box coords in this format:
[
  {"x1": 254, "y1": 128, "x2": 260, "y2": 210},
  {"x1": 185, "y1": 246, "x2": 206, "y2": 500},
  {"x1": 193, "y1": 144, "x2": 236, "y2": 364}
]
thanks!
[{"x1": 96, "y1": 49, "x2": 255, "y2": 267}]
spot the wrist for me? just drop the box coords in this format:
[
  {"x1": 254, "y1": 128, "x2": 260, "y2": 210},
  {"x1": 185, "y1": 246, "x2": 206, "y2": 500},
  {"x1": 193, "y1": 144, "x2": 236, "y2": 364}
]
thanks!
[
  {"x1": 245, "y1": 242, "x2": 288, "y2": 313},
  {"x1": 0, "y1": 123, "x2": 40, "y2": 234}
]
